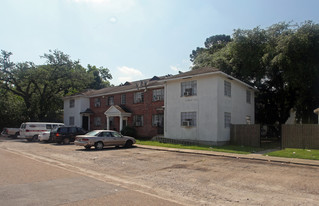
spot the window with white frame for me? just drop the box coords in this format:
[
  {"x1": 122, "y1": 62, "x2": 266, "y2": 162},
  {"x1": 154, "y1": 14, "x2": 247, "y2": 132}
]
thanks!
[
  {"x1": 246, "y1": 116, "x2": 251, "y2": 124},
  {"x1": 181, "y1": 112, "x2": 196, "y2": 127},
  {"x1": 94, "y1": 98, "x2": 101, "y2": 107},
  {"x1": 224, "y1": 81, "x2": 231, "y2": 97},
  {"x1": 121, "y1": 94, "x2": 126, "y2": 105},
  {"x1": 69, "y1": 99, "x2": 75, "y2": 108},
  {"x1": 134, "y1": 92, "x2": 144, "y2": 103},
  {"x1": 94, "y1": 117, "x2": 101, "y2": 127},
  {"x1": 108, "y1": 96, "x2": 114, "y2": 105},
  {"x1": 133, "y1": 115, "x2": 143, "y2": 127},
  {"x1": 69, "y1": 116, "x2": 74, "y2": 125},
  {"x1": 181, "y1": 80, "x2": 197, "y2": 97},
  {"x1": 152, "y1": 114, "x2": 164, "y2": 127},
  {"x1": 224, "y1": 112, "x2": 231, "y2": 128},
  {"x1": 246, "y1": 90, "x2": 251, "y2": 104},
  {"x1": 152, "y1": 89, "x2": 164, "y2": 101}
]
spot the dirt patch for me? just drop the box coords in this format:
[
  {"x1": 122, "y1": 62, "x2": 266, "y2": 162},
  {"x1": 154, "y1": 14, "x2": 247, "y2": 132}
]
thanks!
[{"x1": 1, "y1": 137, "x2": 319, "y2": 205}]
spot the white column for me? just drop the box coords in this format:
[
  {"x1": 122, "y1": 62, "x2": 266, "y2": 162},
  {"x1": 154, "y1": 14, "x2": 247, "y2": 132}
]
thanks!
[
  {"x1": 106, "y1": 116, "x2": 110, "y2": 130},
  {"x1": 120, "y1": 116, "x2": 123, "y2": 131}
]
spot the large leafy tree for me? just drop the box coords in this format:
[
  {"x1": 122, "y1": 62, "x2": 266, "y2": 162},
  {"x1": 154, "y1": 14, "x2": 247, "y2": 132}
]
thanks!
[
  {"x1": 191, "y1": 21, "x2": 319, "y2": 124},
  {"x1": 0, "y1": 50, "x2": 112, "y2": 127}
]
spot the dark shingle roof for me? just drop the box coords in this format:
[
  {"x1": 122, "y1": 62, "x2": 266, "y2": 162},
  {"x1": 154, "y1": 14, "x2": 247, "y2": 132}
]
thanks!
[
  {"x1": 89, "y1": 76, "x2": 166, "y2": 97},
  {"x1": 164, "y1": 67, "x2": 220, "y2": 80}
]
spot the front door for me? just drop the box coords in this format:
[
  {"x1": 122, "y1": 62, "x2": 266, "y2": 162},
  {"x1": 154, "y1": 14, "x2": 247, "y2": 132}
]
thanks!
[{"x1": 82, "y1": 116, "x2": 89, "y2": 131}]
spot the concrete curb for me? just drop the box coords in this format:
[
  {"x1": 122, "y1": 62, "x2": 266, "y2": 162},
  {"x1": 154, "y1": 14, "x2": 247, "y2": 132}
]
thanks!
[{"x1": 136, "y1": 144, "x2": 319, "y2": 167}]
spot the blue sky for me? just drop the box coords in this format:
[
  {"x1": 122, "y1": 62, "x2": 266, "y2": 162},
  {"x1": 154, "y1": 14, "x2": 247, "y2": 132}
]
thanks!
[{"x1": 1, "y1": 0, "x2": 319, "y2": 85}]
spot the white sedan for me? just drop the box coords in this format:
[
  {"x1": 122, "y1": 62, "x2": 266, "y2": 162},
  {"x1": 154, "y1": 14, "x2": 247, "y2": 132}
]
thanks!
[{"x1": 38, "y1": 131, "x2": 51, "y2": 142}]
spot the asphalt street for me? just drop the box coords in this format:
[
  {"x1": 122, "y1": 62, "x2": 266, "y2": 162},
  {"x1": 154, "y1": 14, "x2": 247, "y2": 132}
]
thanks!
[{"x1": 0, "y1": 148, "x2": 182, "y2": 206}]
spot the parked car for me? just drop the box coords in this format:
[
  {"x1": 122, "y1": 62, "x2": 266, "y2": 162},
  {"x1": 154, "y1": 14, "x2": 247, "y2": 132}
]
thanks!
[
  {"x1": 19, "y1": 122, "x2": 64, "y2": 142},
  {"x1": 74, "y1": 130, "x2": 136, "y2": 150},
  {"x1": 1, "y1": 128, "x2": 20, "y2": 138},
  {"x1": 38, "y1": 131, "x2": 52, "y2": 142},
  {"x1": 51, "y1": 126, "x2": 87, "y2": 144}
]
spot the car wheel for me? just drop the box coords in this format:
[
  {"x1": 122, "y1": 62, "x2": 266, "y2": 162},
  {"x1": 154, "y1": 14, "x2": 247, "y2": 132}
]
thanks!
[
  {"x1": 32, "y1": 135, "x2": 38, "y2": 142},
  {"x1": 63, "y1": 138, "x2": 70, "y2": 145},
  {"x1": 95, "y1": 141, "x2": 104, "y2": 150},
  {"x1": 84, "y1": 146, "x2": 91, "y2": 150},
  {"x1": 125, "y1": 140, "x2": 133, "y2": 148}
]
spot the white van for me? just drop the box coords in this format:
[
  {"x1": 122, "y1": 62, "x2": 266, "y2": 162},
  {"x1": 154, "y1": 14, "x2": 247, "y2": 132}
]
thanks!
[{"x1": 19, "y1": 122, "x2": 64, "y2": 142}]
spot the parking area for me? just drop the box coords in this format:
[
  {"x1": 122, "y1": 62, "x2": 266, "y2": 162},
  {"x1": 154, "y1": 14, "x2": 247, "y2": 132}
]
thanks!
[{"x1": 1, "y1": 136, "x2": 319, "y2": 205}]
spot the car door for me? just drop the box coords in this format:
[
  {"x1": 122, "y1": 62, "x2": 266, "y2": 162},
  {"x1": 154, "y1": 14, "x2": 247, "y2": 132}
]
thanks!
[
  {"x1": 110, "y1": 131, "x2": 126, "y2": 145},
  {"x1": 99, "y1": 132, "x2": 115, "y2": 146}
]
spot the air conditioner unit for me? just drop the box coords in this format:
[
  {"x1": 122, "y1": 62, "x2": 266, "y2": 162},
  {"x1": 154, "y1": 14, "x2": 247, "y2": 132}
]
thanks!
[
  {"x1": 182, "y1": 121, "x2": 191, "y2": 127},
  {"x1": 184, "y1": 90, "x2": 192, "y2": 96}
]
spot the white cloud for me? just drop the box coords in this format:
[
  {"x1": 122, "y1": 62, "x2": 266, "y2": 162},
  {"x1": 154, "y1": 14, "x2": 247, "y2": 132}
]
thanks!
[
  {"x1": 69, "y1": 0, "x2": 137, "y2": 13},
  {"x1": 170, "y1": 65, "x2": 179, "y2": 72},
  {"x1": 117, "y1": 66, "x2": 144, "y2": 84},
  {"x1": 109, "y1": 16, "x2": 118, "y2": 23}
]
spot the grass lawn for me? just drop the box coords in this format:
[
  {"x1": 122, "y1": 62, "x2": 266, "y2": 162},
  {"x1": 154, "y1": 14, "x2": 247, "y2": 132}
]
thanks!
[
  {"x1": 266, "y1": 148, "x2": 319, "y2": 161},
  {"x1": 136, "y1": 140, "x2": 265, "y2": 154}
]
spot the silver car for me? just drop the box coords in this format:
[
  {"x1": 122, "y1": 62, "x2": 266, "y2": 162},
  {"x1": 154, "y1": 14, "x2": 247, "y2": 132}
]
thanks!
[{"x1": 74, "y1": 130, "x2": 136, "y2": 150}]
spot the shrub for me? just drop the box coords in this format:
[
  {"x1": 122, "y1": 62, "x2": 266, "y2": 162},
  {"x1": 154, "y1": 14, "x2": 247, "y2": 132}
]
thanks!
[{"x1": 121, "y1": 126, "x2": 137, "y2": 137}]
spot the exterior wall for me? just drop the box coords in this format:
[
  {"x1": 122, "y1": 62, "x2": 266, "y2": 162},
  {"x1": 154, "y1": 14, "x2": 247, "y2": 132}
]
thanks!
[
  {"x1": 164, "y1": 76, "x2": 219, "y2": 144},
  {"x1": 90, "y1": 87, "x2": 164, "y2": 138},
  {"x1": 217, "y1": 76, "x2": 255, "y2": 143},
  {"x1": 165, "y1": 74, "x2": 255, "y2": 145},
  {"x1": 63, "y1": 96, "x2": 90, "y2": 127}
]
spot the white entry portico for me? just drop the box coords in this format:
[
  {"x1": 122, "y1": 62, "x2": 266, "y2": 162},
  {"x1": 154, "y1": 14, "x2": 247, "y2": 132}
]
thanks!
[{"x1": 104, "y1": 105, "x2": 131, "y2": 131}]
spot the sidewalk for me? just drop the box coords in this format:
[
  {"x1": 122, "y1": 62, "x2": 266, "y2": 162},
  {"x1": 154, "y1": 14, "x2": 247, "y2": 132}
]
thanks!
[{"x1": 136, "y1": 144, "x2": 319, "y2": 167}]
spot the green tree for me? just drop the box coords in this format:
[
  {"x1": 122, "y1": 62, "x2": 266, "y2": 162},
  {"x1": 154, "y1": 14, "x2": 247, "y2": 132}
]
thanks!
[
  {"x1": 87, "y1": 64, "x2": 112, "y2": 89},
  {"x1": 190, "y1": 21, "x2": 319, "y2": 124},
  {"x1": 0, "y1": 50, "x2": 112, "y2": 123}
]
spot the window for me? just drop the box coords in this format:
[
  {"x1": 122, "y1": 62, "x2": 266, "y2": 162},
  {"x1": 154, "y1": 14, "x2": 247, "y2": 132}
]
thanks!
[
  {"x1": 152, "y1": 114, "x2": 164, "y2": 127},
  {"x1": 246, "y1": 90, "x2": 251, "y2": 104},
  {"x1": 181, "y1": 81, "x2": 197, "y2": 97},
  {"x1": 94, "y1": 98, "x2": 101, "y2": 107},
  {"x1": 94, "y1": 117, "x2": 101, "y2": 127},
  {"x1": 152, "y1": 89, "x2": 164, "y2": 101},
  {"x1": 108, "y1": 96, "x2": 114, "y2": 105},
  {"x1": 69, "y1": 99, "x2": 75, "y2": 108},
  {"x1": 181, "y1": 112, "x2": 196, "y2": 127},
  {"x1": 69, "y1": 127, "x2": 77, "y2": 133},
  {"x1": 246, "y1": 116, "x2": 251, "y2": 124},
  {"x1": 133, "y1": 115, "x2": 144, "y2": 127},
  {"x1": 224, "y1": 81, "x2": 231, "y2": 97},
  {"x1": 69, "y1": 116, "x2": 75, "y2": 125},
  {"x1": 121, "y1": 94, "x2": 126, "y2": 105},
  {"x1": 224, "y1": 112, "x2": 231, "y2": 128},
  {"x1": 134, "y1": 92, "x2": 144, "y2": 103}
]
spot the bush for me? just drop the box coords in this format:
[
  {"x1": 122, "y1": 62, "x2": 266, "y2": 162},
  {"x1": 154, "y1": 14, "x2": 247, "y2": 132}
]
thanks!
[{"x1": 121, "y1": 126, "x2": 137, "y2": 137}]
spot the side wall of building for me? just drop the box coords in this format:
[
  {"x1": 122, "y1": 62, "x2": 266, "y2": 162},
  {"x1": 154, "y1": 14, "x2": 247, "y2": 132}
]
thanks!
[
  {"x1": 164, "y1": 74, "x2": 255, "y2": 145},
  {"x1": 63, "y1": 97, "x2": 90, "y2": 127}
]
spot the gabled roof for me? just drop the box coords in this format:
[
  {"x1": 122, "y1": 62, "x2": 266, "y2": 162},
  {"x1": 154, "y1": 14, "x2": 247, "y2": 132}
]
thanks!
[{"x1": 163, "y1": 67, "x2": 256, "y2": 91}]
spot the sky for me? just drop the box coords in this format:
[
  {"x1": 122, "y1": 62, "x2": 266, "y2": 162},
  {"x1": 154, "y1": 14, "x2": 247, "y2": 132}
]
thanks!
[{"x1": 1, "y1": 0, "x2": 319, "y2": 85}]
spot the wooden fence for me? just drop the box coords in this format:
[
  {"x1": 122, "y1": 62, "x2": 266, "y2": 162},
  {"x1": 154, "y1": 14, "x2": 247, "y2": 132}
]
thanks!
[
  {"x1": 282, "y1": 124, "x2": 319, "y2": 149},
  {"x1": 230, "y1": 124, "x2": 260, "y2": 147}
]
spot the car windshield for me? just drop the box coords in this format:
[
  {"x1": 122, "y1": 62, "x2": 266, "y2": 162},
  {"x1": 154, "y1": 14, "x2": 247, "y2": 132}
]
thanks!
[{"x1": 85, "y1": 130, "x2": 102, "y2": 136}]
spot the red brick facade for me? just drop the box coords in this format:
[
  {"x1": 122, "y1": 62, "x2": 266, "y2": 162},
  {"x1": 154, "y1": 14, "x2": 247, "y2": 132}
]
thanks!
[{"x1": 89, "y1": 87, "x2": 164, "y2": 138}]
